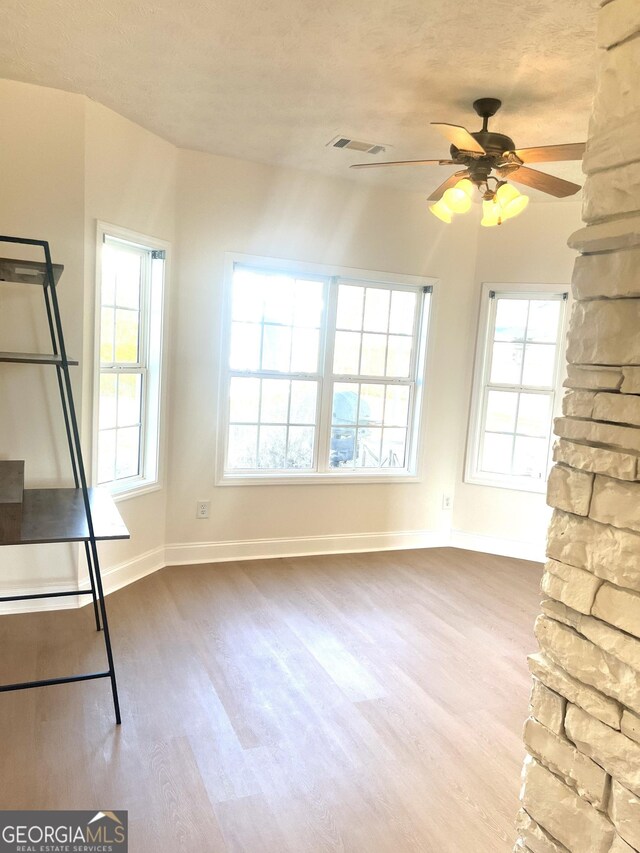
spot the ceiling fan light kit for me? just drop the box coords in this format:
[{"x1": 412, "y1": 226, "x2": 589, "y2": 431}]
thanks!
[{"x1": 351, "y1": 98, "x2": 586, "y2": 228}]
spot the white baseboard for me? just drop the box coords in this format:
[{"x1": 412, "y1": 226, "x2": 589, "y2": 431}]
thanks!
[
  {"x1": 0, "y1": 545, "x2": 166, "y2": 616},
  {"x1": 1, "y1": 528, "x2": 544, "y2": 614},
  {"x1": 449, "y1": 529, "x2": 545, "y2": 563},
  {"x1": 164, "y1": 529, "x2": 449, "y2": 566}
]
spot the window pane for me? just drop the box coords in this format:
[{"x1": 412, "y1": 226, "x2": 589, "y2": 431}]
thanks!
[
  {"x1": 336, "y1": 285, "x2": 364, "y2": 330},
  {"x1": 114, "y1": 308, "x2": 140, "y2": 363},
  {"x1": 287, "y1": 426, "x2": 315, "y2": 469},
  {"x1": 481, "y1": 432, "x2": 513, "y2": 474},
  {"x1": 384, "y1": 385, "x2": 410, "y2": 426},
  {"x1": 330, "y1": 427, "x2": 356, "y2": 467},
  {"x1": 361, "y1": 333, "x2": 386, "y2": 376},
  {"x1": 232, "y1": 269, "x2": 264, "y2": 322},
  {"x1": 117, "y1": 374, "x2": 142, "y2": 427},
  {"x1": 389, "y1": 290, "x2": 416, "y2": 335},
  {"x1": 115, "y1": 253, "x2": 141, "y2": 310},
  {"x1": 230, "y1": 322, "x2": 261, "y2": 371},
  {"x1": 494, "y1": 299, "x2": 528, "y2": 342},
  {"x1": 99, "y1": 374, "x2": 117, "y2": 429},
  {"x1": 360, "y1": 384, "x2": 384, "y2": 426},
  {"x1": 228, "y1": 425, "x2": 258, "y2": 468},
  {"x1": 291, "y1": 327, "x2": 319, "y2": 373},
  {"x1": 333, "y1": 331, "x2": 361, "y2": 375},
  {"x1": 101, "y1": 247, "x2": 117, "y2": 305},
  {"x1": 262, "y1": 325, "x2": 291, "y2": 372},
  {"x1": 263, "y1": 276, "x2": 294, "y2": 325},
  {"x1": 258, "y1": 425, "x2": 287, "y2": 468},
  {"x1": 363, "y1": 288, "x2": 390, "y2": 333},
  {"x1": 100, "y1": 307, "x2": 114, "y2": 364},
  {"x1": 513, "y1": 435, "x2": 548, "y2": 479},
  {"x1": 386, "y1": 335, "x2": 412, "y2": 378},
  {"x1": 356, "y1": 427, "x2": 382, "y2": 467},
  {"x1": 527, "y1": 300, "x2": 561, "y2": 343},
  {"x1": 229, "y1": 377, "x2": 260, "y2": 423},
  {"x1": 293, "y1": 280, "x2": 324, "y2": 327},
  {"x1": 517, "y1": 393, "x2": 551, "y2": 437},
  {"x1": 382, "y1": 427, "x2": 407, "y2": 467},
  {"x1": 490, "y1": 342, "x2": 523, "y2": 385},
  {"x1": 522, "y1": 344, "x2": 556, "y2": 387},
  {"x1": 485, "y1": 390, "x2": 518, "y2": 433},
  {"x1": 261, "y1": 379, "x2": 290, "y2": 423},
  {"x1": 332, "y1": 383, "x2": 359, "y2": 425},
  {"x1": 115, "y1": 426, "x2": 141, "y2": 479},
  {"x1": 97, "y1": 430, "x2": 116, "y2": 484},
  {"x1": 290, "y1": 381, "x2": 317, "y2": 424}
]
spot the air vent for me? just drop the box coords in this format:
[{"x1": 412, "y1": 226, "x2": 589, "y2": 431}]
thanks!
[{"x1": 328, "y1": 136, "x2": 388, "y2": 155}]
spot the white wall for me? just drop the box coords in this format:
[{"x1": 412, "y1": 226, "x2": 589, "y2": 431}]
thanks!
[
  {"x1": 0, "y1": 78, "x2": 582, "y2": 607},
  {"x1": 0, "y1": 81, "x2": 177, "y2": 600},
  {"x1": 452, "y1": 201, "x2": 583, "y2": 559},
  {"x1": 0, "y1": 80, "x2": 86, "y2": 588},
  {"x1": 82, "y1": 100, "x2": 177, "y2": 583},
  {"x1": 166, "y1": 148, "x2": 480, "y2": 555}
]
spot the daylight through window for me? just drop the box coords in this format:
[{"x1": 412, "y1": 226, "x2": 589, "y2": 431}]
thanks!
[
  {"x1": 467, "y1": 285, "x2": 568, "y2": 491},
  {"x1": 95, "y1": 230, "x2": 166, "y2": 494},
  {"x1": 222, "y1": 261, "x2": 432, "y2": 480}
]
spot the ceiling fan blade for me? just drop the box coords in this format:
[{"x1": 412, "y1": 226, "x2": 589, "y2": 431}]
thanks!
[
  {"x1": 513, "y1": 142, "x2": 586, "y2": 163},
  {"x1": 428, "y1": 171, "x2": 471, "y2": 202},
  {"x1": 350, "y1": 159, "x2": 456, "y2": 170},
  {"x1": 431, "y1": 123, "x2": 486, "y2": 155},
  {"x1": 508, "y1": 166, "x2": 581, "y2": 198}
]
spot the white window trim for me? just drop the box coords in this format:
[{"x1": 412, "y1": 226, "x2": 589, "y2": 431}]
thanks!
[
  {"x1": 216, "y1": 253, "x2": 437, "y2": 485},
  {"x1": 92, "y1": 221, "x2": 170, "y2": 501},
  {"x1": 465, "y1": 281, "x2": 570, "y2": 494}
]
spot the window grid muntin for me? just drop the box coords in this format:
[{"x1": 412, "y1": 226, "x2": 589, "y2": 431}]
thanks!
[
  {"x1": 224, "y1": 265, "x2": 426, "y2": 477},
  {"x1": 227, "y1": 376, "x2": 320, "y2": 471}
]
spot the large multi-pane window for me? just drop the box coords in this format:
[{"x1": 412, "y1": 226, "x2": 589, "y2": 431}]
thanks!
[
  {"x1": 466, "y1": 284, "x2": 568, "y2": 492},
  {"x1": 220, "y1": 258, "x2": 433, "y2": 481},
  {"x1": 94, "y1": 227, "x2": 167, "y2": 495}
]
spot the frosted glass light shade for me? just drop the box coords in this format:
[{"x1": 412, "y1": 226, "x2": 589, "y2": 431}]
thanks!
[
  {"x1": 495, "y1": 182, "x2": 530, "y2": 220},
  {"x1": 442, "y1": 178, "x2": 474, "y2": 213},
  {"x1": 481, "y1": 199, "x2": 501, "y2": 227},
  {"x1": 429, "y1": 199, "x2": 453, "y2": 223}
]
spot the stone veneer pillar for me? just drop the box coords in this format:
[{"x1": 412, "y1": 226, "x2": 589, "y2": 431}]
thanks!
[{"x1": 515, "y1": 2, "x2": 640, "y2": 852}]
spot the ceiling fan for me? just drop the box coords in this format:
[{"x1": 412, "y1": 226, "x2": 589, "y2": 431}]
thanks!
[{"x1": 350, "y1": 98, "x2": 586, "y2": 226}]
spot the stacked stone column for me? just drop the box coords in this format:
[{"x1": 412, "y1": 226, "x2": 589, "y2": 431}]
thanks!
[{"x1": 516, "y1": 2, "x2": 640, "y2": 852}]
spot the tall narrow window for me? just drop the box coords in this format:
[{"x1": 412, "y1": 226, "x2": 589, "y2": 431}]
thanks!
[
  {"x1": 219, "y1": 256, "x2": 433, "y2": 483},
  {"x1": 95, "y1": 227, "x2": 167, "y2": 496},
  {"x1": 466, "y1": 284, "x2": 568, "y2": 492}
]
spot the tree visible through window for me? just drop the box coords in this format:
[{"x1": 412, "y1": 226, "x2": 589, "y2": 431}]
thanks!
[{"x1": 221, "y1": 261, "x2": 432, "y2": 480}]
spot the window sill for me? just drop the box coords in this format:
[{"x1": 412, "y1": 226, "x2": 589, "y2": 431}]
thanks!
[
  {"x1": 106, "y1": 479, "x2": 162, "y2": 503},
  {"x1": 464, "y1": 473, "x2": 547, "y2": 495},
  {"x1": 217, "y1": 472, "x2": 420, "y2": 486}
]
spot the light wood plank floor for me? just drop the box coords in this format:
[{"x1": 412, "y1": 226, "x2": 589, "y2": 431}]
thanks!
[{"x1": 0, "y1": 547, "x2": 541, "y2": 852}]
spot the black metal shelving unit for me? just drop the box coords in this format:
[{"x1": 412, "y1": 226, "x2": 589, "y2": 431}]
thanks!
[{"x1": 0, "y1": 236, "x2": 129, "y2": 724}]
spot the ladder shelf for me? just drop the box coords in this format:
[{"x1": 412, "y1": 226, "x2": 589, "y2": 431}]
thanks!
[{"x1": 0, "y1": 234, "x2": 127, "y2": 724}]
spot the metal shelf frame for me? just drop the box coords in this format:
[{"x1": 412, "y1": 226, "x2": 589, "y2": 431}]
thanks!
[{"x1": 0, "y1": 235, "x2": 123, "y2": 724}]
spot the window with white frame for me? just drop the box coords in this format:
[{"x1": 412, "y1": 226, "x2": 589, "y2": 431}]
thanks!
[
  {"x1": 220, "y1": 258, "x2": 433, "y2": 481},
  {"x1": 95, "y1": 227, "x2": 167, "y2": 495},
  {"x1": 466, "y1": 284, "x2": 568, "y2": 492}
]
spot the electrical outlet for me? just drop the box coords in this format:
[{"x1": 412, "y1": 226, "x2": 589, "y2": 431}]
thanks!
[
  {"x1": 442, "y1": 494, "x2": 453, "y2": 510},
  {"x1": 196, "y1": 500, "x2": 210, "y2": 519}
]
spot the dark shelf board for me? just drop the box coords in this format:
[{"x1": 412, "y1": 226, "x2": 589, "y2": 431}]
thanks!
[
  {"x1": 0, "y1": 352, "x2": 78, "y2": 366},
  {"x1": 0, "y1": 257, "x2": 63, "y2": 286},
  {"x1": 1, "y1": 488, "x2": 130, "y2": 545}
]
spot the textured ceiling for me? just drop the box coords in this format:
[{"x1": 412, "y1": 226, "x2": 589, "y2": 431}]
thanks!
[{"x1": 0, "y1": 0, "x2": 599, "y2": 199}]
